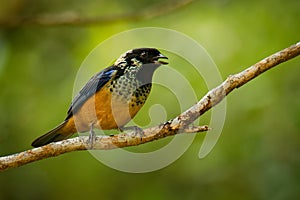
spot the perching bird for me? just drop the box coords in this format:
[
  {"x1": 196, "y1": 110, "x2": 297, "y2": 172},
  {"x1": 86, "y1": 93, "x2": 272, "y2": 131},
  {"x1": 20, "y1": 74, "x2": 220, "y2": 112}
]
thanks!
[{"x1": 31, "y1": 48, "x2": 168, "y2": 147}]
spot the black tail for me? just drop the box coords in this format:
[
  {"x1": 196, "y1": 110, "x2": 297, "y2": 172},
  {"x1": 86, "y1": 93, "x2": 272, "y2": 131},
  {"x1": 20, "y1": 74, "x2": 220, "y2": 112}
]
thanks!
[{"x1": 31, "y1": 121, "x2": 73, "y2": 147}]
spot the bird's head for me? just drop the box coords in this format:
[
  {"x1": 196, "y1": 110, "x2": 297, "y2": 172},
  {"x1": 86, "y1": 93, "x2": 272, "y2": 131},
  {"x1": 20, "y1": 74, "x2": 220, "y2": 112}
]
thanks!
[{"x1": 114, "y1": 48, "x2": 168, "y2": 67}]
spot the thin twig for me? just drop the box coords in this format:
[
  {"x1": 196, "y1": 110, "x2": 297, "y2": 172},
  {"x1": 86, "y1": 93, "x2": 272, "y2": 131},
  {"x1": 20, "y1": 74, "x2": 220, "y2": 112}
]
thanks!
[
  {"x1": 0, "y1": 0, "x2": 194, "y2": 27},
  {"x1": 0, "y1": 42, "x2": 300, "y2": 172}
]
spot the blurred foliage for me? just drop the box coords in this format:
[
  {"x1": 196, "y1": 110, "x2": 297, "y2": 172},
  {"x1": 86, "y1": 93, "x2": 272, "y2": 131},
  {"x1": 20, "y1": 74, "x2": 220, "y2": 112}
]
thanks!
[{"x1": 1, "y1": 0, "x2": 300, "y2": 199}]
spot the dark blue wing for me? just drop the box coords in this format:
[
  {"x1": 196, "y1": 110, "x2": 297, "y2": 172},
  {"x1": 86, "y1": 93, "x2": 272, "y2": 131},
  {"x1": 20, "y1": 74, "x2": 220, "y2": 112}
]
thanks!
[{"x1": 65, "y1": 65, "x2": 119, "y2": 120}]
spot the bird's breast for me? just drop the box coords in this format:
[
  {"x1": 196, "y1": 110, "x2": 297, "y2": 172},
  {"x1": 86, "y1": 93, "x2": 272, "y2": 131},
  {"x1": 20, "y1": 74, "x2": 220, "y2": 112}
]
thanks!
[{"x1": 72, "y1": 76, "x2": 152, "y2": 132}]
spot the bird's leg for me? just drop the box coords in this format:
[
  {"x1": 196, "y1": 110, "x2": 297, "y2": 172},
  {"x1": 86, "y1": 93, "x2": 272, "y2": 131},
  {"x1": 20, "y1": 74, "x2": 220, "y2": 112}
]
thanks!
[
  {"x1": 87, "y1": 123, "x2": 96, "y2": 149},
  {"x1": 119, "y1": 126, "x2": 145, "y2": 138}
]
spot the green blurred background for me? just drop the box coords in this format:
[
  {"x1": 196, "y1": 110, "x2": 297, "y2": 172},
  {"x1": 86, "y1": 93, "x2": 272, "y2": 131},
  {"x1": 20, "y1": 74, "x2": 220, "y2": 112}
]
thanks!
[{"x1": 1, "y1": 0, "x2": 300, "y2": 199}]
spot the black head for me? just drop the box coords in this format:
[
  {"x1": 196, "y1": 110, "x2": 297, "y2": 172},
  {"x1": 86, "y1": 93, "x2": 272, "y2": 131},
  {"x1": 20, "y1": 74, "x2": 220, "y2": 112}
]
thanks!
[{"x1": 115, "y1": 48, "x2": 168, "y2": 66}]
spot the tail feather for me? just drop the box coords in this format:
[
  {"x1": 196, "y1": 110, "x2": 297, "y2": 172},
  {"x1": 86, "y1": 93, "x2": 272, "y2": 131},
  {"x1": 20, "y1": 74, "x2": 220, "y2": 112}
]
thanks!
[{"x1": 31, "y1": 121, "x2": 74, "y2": 147}]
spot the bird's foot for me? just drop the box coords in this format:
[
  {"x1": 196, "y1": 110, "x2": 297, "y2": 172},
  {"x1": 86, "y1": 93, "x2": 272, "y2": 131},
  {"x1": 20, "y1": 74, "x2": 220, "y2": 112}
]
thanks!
[
  {"x1": 119, "y1": 126, "x2": 145, "y2": 138},
  {"x1": 87, "y1": 124, "x2": 96, "y2": 149}
]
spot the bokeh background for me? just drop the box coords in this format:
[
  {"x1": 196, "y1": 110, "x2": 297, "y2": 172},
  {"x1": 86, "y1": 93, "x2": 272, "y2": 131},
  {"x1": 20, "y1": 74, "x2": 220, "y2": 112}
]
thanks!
[{"x1": 1, "y1": 0, "x2": 300, "y2": 199}]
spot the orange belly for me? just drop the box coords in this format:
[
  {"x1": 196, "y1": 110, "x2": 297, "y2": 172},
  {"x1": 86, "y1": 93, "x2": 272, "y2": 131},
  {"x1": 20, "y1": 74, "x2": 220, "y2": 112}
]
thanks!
[{"x1": 70, "y1": 84, "x2": 143, "y2": 132}]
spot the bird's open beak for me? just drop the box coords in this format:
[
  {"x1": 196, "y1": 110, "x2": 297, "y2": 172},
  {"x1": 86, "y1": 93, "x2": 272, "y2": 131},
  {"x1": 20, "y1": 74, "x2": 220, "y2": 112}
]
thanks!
[{"x1": 153, "y1": 53, "x2": 168, "y2": 65}]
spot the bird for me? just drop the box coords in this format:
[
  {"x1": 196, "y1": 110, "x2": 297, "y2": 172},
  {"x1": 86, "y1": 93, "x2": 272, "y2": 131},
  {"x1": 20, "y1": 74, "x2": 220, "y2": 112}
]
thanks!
[{"x1": 31, "y1": 48, "x2": 168, "y2": 147}]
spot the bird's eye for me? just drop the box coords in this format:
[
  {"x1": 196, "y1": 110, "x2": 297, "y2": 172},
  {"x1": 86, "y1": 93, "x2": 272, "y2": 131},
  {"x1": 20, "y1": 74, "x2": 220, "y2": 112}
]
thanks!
[{"x1": 140, "y1": 52, "x2": 148, "y2": 58}]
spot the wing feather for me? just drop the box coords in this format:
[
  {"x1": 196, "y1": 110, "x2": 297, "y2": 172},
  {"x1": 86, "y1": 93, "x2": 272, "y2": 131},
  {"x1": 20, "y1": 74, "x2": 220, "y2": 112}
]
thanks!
[{"x1": 65, "y1": 65, "x2": 120, "y2": 120}]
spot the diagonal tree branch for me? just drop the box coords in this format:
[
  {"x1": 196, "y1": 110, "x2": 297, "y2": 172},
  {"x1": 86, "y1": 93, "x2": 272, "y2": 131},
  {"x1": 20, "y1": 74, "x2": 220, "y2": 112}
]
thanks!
[
  {"x1": 1, "y1": 42, "x2": 300, "y2": 172},
  {"x1": 0, "y1": 0, "x2": 194, "y2": 27}
]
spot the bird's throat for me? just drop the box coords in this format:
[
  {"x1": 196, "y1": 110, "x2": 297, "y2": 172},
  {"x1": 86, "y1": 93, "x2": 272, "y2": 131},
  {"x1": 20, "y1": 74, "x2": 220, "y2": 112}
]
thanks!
[{"x1": 136, "y1": 63, "x2": 160, "y2": 85}]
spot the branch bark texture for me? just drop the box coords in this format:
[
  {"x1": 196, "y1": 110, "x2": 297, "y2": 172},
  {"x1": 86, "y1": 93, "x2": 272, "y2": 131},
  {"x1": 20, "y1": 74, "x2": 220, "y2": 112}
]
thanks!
[{"x1": 1, "y1": 42, "x2": 300, "y2": 172}]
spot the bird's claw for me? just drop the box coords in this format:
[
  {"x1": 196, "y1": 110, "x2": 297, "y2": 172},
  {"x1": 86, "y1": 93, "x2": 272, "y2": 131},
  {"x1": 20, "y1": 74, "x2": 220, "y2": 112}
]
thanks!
[
  {"x1": 119, "y1": 126, "x2": 145, "y2": 138},
  {"x1": 87, "y1": 124, "x2": 96, "y2": 149}
]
